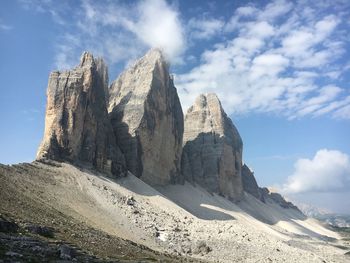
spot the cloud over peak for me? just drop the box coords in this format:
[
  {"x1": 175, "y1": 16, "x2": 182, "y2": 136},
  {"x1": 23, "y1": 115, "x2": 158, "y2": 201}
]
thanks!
[
  {"x1": 126, "y1": 0, "x2": 185, "y2": 62},
  {"x1": 19, "y1": 0, "x2": 350, "y2": 120},
  {"x1": 282, "y1": 149, "x2": 350, "y2": 194}
]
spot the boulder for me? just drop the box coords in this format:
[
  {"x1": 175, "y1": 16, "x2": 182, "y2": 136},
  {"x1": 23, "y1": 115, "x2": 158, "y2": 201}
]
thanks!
[
  {"x1": 241, "y1": 164, "x2": 263, "y2": 201},
  {"x1": 36, "y1": 52, "x2": 126, "y2": 177},
  {"x1": 108, "y1": 48, "x2": 183, "y2": 185},
  {"x1": 182, "y1": 93, "x2": 243, "y2": 201},
  {"x1": 0, "y1": 216, "x2": 18, "y2": 233},
  {"x1": 24, "y1": 223, "x2": 54, "y2": 238}
]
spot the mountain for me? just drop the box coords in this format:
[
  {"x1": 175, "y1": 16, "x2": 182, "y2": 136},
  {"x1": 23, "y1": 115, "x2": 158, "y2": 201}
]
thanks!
[
  {"x1": 298, "y1": 203, "x2": 350, "y2": 228},
  {"x1": 1, "y1": 49, "x2": 349, "y2": 262},
  {"x1": 108, "y1": 48, "x2": 184, "y2": 186},
  {"x1": 36, "y1": 52, "x2": 126, "y2": 177},
  {"x1": 241, "y1": 164, "x2": 263, "y2": 201},
  {"x1": 182, "y1": 93, "x2": 243, "y2": 201}
]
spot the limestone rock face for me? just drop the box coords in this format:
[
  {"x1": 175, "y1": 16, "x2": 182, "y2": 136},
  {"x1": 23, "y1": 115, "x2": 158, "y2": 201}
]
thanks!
[
  {"x1": 182, "y1": 93, "x2": 243, "y2": 201},
  {"x1": 241, "y1": 164, "x2": 263, "y2": 201},
  {"x1": 36, "y1": 52, "x2": 126, "y2": 177},
  {"x1": 108, "y1": 49, "x2": 184, "y2": 185},
  {"x1": 260, "y1": 187, "x2": 300, "y2": 211}
]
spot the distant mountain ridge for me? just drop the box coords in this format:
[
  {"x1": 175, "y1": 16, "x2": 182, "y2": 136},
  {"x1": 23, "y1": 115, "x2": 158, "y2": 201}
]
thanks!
[{"x1": 298, "y1": 203, "x2": 350, "y2": 228}]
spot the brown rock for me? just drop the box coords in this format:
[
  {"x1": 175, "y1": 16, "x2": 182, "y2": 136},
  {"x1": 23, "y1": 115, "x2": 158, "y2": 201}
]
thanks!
[
  {"x1": 182, "y1": 93, "x2": 243, "y2": 201},
  {"x1": 108, "y1": 48, "x2": 183, "y2": 185},
  {"x1": 36, "y1": 52, "x2": 126, "y2": 177}
]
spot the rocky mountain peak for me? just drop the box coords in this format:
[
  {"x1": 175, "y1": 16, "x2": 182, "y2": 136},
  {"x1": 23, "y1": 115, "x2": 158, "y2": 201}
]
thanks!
[
  {"x1": 241, "y1": 164, "x2": 263, "y2": 201},
  {"x1": 36, "y1": 52, "x2": 126, "y2": 177},
  {"x1": 143, "y1": 47, "x2": 167, "y2": 63},
  {"x1": 108, "y1": 48, "x2": 183, "y2": 185},
  {"x1": 79, "y1": 51, "x2": 95, "y2": 67},
  {"x1": 182, "y1": 93, "x2": 243, "y2": 201}
]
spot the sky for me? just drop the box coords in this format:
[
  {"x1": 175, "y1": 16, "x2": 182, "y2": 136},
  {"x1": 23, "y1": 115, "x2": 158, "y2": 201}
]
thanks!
[{"x1": 0, "y1": 0, "x2": 349, "y2": 214}]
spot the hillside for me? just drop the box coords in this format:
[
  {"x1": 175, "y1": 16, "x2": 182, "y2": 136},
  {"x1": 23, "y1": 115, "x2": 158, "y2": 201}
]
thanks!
[
  {"x1": 1, "y1": 49, "x2": 349, "y2": 262},
  {"x1": 1, "y1": 161, "x2": 349, "y2": 262}
]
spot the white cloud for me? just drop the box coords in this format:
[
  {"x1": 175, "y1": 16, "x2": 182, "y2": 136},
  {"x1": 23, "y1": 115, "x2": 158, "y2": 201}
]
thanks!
[
  {"x1": 188, "y1": 17, "x2": 224, "y2": 40},
  {"x1": 176, "y1": 0, "x2": 350, "y2": 119},
  {"x1": 246, "y1": 21, "x2": 275, "y2": 39},
  {"x1": 258, "y1": 0, "x2": 293, "y2": 21},
  {"x1": 250, "y1": 53, "x2": 289, "y2": 80},
  {"x1": 22, "y1": 0, "x2": 185, "y2": 68},
  {"x1": 0, "y1": 23, "x2": 12, "y2": 31},
  {"x1": 125, "y1": 0, "x2": 185, "y2": 62},
  {"x1": 333, "y1": 104, "x2": 350, "y2": 119},
  {"x1": 282, "y1": 149, "x2": 350, "y2": 194},
  {"x1": 20, "y1": 0, "x2": 350, "y2": 119},
  {"x1": 236, "y1": 6, "x2": 257, "y2": 17},
  {"x1": 0, "y1": 18, "x2": 13, "y2": 31}
]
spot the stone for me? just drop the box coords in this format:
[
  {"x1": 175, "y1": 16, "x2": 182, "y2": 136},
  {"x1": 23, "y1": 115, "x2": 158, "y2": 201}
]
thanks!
[
  {"x1": 108, "y1": 48, "x2": 184, "y2": 185},
  {"x1": 241, "y1": 164, "x2": 263, "y2": 201},
  {"x1": 24, "y1": 223, "x2": 54, "y2": 238},
  {"x1": 0, "y1": 217, "x2": 18, "y2": 233},
  {"x1": 5, "y1": 251, "x2": 23, "y2": 258},
  {"x1": 193, "y1": 240, "x2": 212, "y2": 254},
  {"x1": 36, "y1": 52, "x2": 126, "y2": 177},
  {"x1": 58, "y1": 245, "x2": 75, "y2": 260},
  {"x1": 181, "y1": 93, "x2": 243, "y2": 201},
  {"x1": 260, "y1": 187, "x2": 301, "y2": 211},
  {"x1": 126, "y1": 196, "x2": 135, "y2": 206}
]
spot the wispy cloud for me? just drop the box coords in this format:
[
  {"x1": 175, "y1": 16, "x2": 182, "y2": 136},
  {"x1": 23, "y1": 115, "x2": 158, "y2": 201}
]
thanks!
[
  {"x1": 0, "y1": 24, "x2": 12, "y2": 31},
  {"x1": 188, "y1": 17, "x2": 225, "y2": 40},
  {"x1": 0, "y1": 18, "x2": 13, "y2": 31},
  {"x1": 20, "y1": 0, "x2": 185, "y2": 69},
  {"x1": 281, "y1": 149, "x2": 350, "y2": 194},
  {"x1": 19, "y1": 0, "x2": 350, "y2": 119},
  {"x1": 177, "y1": 0, "x2": 350, "y2": 119}
]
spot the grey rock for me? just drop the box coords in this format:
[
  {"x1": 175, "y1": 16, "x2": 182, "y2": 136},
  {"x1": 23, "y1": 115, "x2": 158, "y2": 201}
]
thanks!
[
  {"x1": 241, "y1": 164, "x2": 263, "y2": 201},
  {"x1": 58, "y1": 245, "x2": 75, "y2": 260},
  {"x1": 0, "y1": 217, "x2": 18, "y2": 233},
  {"x1": 36, "y1": 52, "x2": 126, "y2": 177},
  {"x1": 182, "y1": 93, "x2": 243, "y2": 201},
  {"x1": 108, "y1": 48, "x2": 184, "y2": 185},
  {"x1": 126, "y1": 196, "x2": 135, "y2": 206},
  {"x1": 260, "y1": 187, "x2": 301, "y2": 211},
  {"x1": 193, "y1": 240, "x2": 212, "y2": 254},
  {"x1": 5, "y1": 251, "x2": 23, "y2": 257},
  {"x1": 24, "y1": 223, "x2": 54, "y2": 238}
]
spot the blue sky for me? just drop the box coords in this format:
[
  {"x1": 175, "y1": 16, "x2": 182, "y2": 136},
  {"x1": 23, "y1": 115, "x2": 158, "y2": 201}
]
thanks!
[{"x1": 1, "y1": 0, "x2": 349, "y2": 213}]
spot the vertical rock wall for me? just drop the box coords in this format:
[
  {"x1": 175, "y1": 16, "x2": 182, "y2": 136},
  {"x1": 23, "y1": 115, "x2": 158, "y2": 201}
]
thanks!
[
  {"x1": 36, "y1": 52, "x2": 126, "y2": 177},
  {"x1": 108, "y1": 49, "x2": 184, "y2": 185},
  {"x1": 182, "y1": 93, "x2": 243, "y2": 201}
]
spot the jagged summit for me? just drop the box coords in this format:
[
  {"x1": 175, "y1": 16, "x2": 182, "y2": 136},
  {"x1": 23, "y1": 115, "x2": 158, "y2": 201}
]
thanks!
[
  {"x1": 182, "y1": 93, "x2": 243, "y2": 201},
  {"x1": 79, "y1": 51, "x2": 95, "y2": 67},
  {"x1": 241, "y1": 164, "x2": 263, "y2": 201},
  {"x1": 108, "y1": 48, "x2": 183, "y2": 185},
  {"x1": 36, "y1": 51, "x2": 125, "y2": 177},
  {"x1": 108, "y1": 48, "x2": 169, "y2": 112},
  {"x1": 36, "y1": 48, "x2": 300, "y2": 207},
  {"x1": 143, "y1": 47, "x2": 168, "y2": 63}
]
